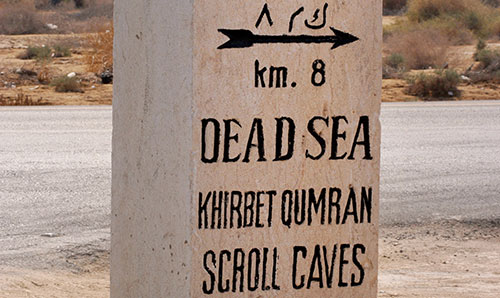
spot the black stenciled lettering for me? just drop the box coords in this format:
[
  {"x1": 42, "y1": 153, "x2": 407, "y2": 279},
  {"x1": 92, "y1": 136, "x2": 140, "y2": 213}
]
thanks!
[
  {"x1": 311, "y1": 59, "x2": 326, "y2": 86},
  {"x1": 307, "y1": 245, "x2": 324, "y2": 289},
  {"x1": 243, "y1": 118, "x2": 266, "y2": 162},
  {"x1": 328, "y1": 188, "x2": 342, "y2": 225},
  {"x1": 342, "y1": 188, "x2": 359, "y2": 224},
  {"x1": 294, "y1": 189, "x2": 306, "y2": 225},
  {"x1": 330, "y1": 116, "x2": 348, "y2": 160},
  {"x1": 255, "y1": 60, "x2": 267, "y2": 88},
  {"x1": 323, "y1": 244, "x2": 338, "y2": 288},
  {"x1": 255, "y1": 191, "x2": 266, "y2": 228},
  {"x1": 288, "y1": 7, "x2": 304, "y2": 32},
  {"x1": 262, "y1": 248, "x2": 270, "y2": 291},
  {"x1": 308, "y1": 188, "x2": 326, "y2": 225},
  {"x1": 230, "y1": 191, "x2": 243, "y2": 228},
  {"x1": 338, "y1": 244, "x2": 350, "y2": 287},
  {"x1": 269, "y1": 66, "x2": 288, "y2": 88},
  {"x1": 198, "y1": 192, "x2": 210, "y2": 229},
  {"x1": 223, "y1": 191, "x2": 229, "y2": 229},
  {"x1": 255, "y1": 3, "x2": 273, "y2": 28},
  {"x1": 267, "y1": 190, "x2": 276, "y2": 228},
  {"x1": 243, "y1": 192, "x2": 255, "y2": 227},
  {"x1": 223, "y1": 119, "x2": 241, "y2": 163},
  {"x1": 351, "y1": 244, "x2": 366, "y2": 286},
  {"x1": 201, "y1": 118, "x2": 220, "y2": 163},
  {"x1": 248, "y1": 248, "x2": 261, "y2": 291},
  {"x1": 272, "y1": 247, "x2": 280, "y2": 290},
  {"x1": 232, "y1": 248, "x2": 245, "y2": 292},
  {"x1": 218, "y1": 250, "x2": 231, "y2": 293},
  {"x1": 274, "y1": 117, "x2": 295, "y2": 161},
  {"x1": 305, "y1": 3, "x2": 328, "y2": 30},
  {"x1": 292, "y1": 246, "x2": 307, "y2": 289},
  {"x1": 202, "y1": 250, "x2": 216, "y2": 294},
  {"x1": 305, "y1": 116, "x2": 328, "y2": 160},
  {"x1": 281, "y1": 190, "x2": 293, "y2": 228},
  {"x1": 348, "y1": 116, "x2": 373, "y2": 160},
  {"x1": 254, "y1": 60, "x2": 289, "y2": 88},
  {"x1": 361, "y1": 187, "x2": 372, "y2": 223},
  {"x1": 211, "y1": 191, "x2": 222, "y2": 229}
]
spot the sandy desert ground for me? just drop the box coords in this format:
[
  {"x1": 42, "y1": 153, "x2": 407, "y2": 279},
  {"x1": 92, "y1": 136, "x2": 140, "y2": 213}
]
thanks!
[
  {"x1": 2, "y1": 33, "x2": 500, "y2": 107},
  {"x1": 0, "y1": 221, "x2": 499, "y2": 297}
]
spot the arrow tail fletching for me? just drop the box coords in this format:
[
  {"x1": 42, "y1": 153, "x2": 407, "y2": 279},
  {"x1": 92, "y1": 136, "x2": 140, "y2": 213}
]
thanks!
[{"x1": 218, "y1": 29, "x2": 255, "y2": 49}]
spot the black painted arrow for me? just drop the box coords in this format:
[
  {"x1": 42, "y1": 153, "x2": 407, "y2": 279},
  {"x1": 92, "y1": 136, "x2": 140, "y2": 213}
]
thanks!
[{"x1": 217, "y1": 27, "x2": 359, "y2": 50}]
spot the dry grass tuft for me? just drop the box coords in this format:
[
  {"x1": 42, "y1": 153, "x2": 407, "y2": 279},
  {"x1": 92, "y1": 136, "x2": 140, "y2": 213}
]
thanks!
[
  {"x1": 406, "y1": 69, "x2": 461, "y2": 98},
  {"x1": 83, "y1": 22, "x2": 113, "y2": 74},
  {"x1": 51, "y1": 76, "x2": 83, "y2": 93}
]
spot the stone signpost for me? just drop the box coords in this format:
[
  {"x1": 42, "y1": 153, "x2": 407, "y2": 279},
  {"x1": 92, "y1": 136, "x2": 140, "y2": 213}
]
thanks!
[{"x1": 112, "y1": 0, "x2": 381, "y2": 297}]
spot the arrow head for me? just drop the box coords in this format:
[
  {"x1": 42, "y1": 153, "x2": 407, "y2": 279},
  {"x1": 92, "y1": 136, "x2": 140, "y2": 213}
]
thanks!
[
  {"x1": 330, "y1": 27, "x2": 359, "y2": 49},
  {"x1": 218, "y1": 29, "x2": 255, "y2": 49}
]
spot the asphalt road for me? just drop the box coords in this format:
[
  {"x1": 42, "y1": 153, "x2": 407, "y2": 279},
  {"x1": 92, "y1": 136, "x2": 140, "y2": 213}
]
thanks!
[
  {"x1": 381, "y1": 101, "x2": 500, "y2": 225},
  {"x1": 0, "y1": 101, "x2": 499, "y2": 266},
  {"x1": 0, "y1": 106, "x2": 111, "y2": 268}
]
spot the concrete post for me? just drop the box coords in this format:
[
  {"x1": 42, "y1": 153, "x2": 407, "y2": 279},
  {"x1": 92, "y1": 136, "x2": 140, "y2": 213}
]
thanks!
[{"x1": 112, "y1": 1, "x2": 381, "y2": 297}]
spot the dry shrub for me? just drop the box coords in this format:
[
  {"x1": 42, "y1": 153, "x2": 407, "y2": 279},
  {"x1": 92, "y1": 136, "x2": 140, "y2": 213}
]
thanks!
[
  {"x1": 408, "y1": 0, "x2": 494, "y2": 36},
  {"x1": 34, "y1": 0, "x2": 50, "y2": 9},
  {"x1": 487, "y1": 17, "x2": 500, "y2": 37},
  {"x1": 51, "y1": 76, "x2": 83, "y2": 92},
  {"x1": 422, "y1": 15, "x2": 475, "y2": 45},
  {"x1": 386, "y1": 0, "x2": 499, "y2": 44},
  {"x1": 17, "y1": 46, "x2": 52, "y2": 61},
  {"x1": 468, "y1": 70, "x2": 500, "y2": 83},
  {"x1": 385, "y1": 53, "x2": 406, "y2": 69},
  {"x1": 384, "y1": 0, "x2": 408, "y2": 15},
  {"x1": 71, "y1": 0, "x2": 113, "y2": 21},
  {"x1": 0, "y1": 93, "x2": 46, "y2": 106},
  {"x1": 37, "y1": 65, "x2": 51, "y2": 84},
  {"x1": 482, "y1": 0, "x2": 500, "y2": 7},
  {"x1": 0, "y1": 2, "x2": 46, "y2": 35},
  {"x1": 467, "y1": 42, "x2": 500, "y2": 82},
  {"x1": 84, "y1": 22, "x2": 113, "y2": 74},
  {"x1": 475, "y1": 48, "x2": 500, "y2": 68},
  {"x1": 35, "y1": 0, "x2": 86, "y2": 9},
  {"x1": 52, "y1": 44, "x2": 71, "y2": 57},
  {"x1": 31, "y1": 0, "x2": 112, "y2": 33},
  {"x1": 407, "y1": 0, "x2": 470, "y2": 22},
  {"x1": 34, "y1": 0, "x2": 58, "y2": 9},
  {"x1": 406, "y1": 69, "x2": 461, "y2": 98},
  {"x1": 383, "y1": 53, "x2": 407, "y2": 78},
  {"x1": 386, "y1": 28, "x2": 449, "y2": 69},
  {"x1": 17, "y1": 44, "x2": 71, "y2": 61},
  {"x1": 74, "y1": 0, "x2": 86, "y2": 8}
]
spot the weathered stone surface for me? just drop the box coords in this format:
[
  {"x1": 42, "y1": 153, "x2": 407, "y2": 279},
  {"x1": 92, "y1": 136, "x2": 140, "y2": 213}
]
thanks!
[{"x1": 113, "y1": 1, "x2": 381, "y2": 297}]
